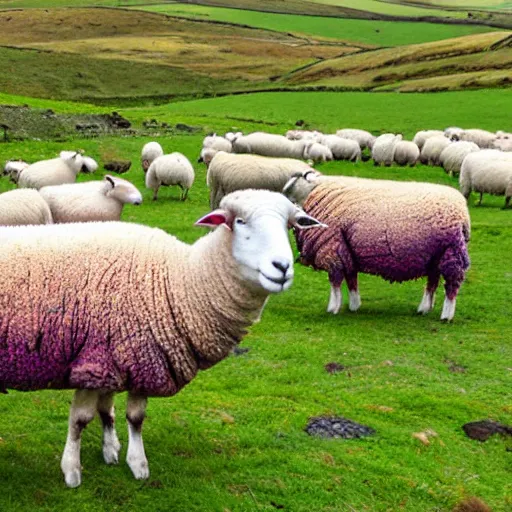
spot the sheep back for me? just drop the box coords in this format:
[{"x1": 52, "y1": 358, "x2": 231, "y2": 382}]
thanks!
[{"x1": 0, "y1": 189, "x2": 53, "y2": 226}]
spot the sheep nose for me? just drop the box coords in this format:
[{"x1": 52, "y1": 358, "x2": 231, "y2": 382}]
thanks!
[{"x1": 272, "y1": 260, "x2": 290, "y2": 274}]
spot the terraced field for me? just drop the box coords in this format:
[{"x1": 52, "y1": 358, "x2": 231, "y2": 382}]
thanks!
[{"x1": 285, "y1": 31, "x2": 512, "y2": 91}]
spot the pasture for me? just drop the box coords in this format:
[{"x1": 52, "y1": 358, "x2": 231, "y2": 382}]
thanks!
[{"x1": 0, "y1": 89, "x2": 511, "y2": 511}]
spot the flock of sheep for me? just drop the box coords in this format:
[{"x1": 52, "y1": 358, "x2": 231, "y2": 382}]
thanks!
[{"x1": 0, "y1": 122, "x2": 509, "y2": 488}]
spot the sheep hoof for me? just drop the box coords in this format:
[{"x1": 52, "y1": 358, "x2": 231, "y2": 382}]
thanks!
[
  {"x1": 103, "y1": 440, "x2": 121, "y2": 465},
  {"x1": 64, "y1": 468, "x2": 82, "y2": 488},
  {"x1": 128, "y1": 457, "x2": 150, "y2": 480}
]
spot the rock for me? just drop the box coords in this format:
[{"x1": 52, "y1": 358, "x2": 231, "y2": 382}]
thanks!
[
  {"x1": 103, "y1": 160, "x2": 132, "y2": 174},
  {"x1": 462, "y1": 420, "x2": 512, "y2": 442},
  {"x1": 305, "y1": 416, "x2": 374, "y2": 439}
]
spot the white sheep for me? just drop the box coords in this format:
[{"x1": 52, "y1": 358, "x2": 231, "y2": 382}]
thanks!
[
  {"x1": 39, "y1": 175, "x2": 142, "y2": 223},
  {"x1": 412, "y1": 130, "x2": 445, "y2": 150},
  {"x1": 0, "y1": 188, "x2": 53, "y2": 226},
  {"x1": 198, "y1": 147, "x2": 218, "y2": 167},
  {"x1": 335, "y1": 129, "x2": 375, "y2": 149},
  {"x1": 141, "y1": 141, "x2": 164, "y2": 173},
  {"x1": 444, "y1": 127, "x2": 464, "y2": 139},
  {"x1": 321, "y1": 135, "x2": 361, "y2": 162},
  {"x1": 146, "y1": 152, "x2": 195, "y2": 201},
  {"x1": 439, "y1": 141, "x2": 480, "y2": 176},
  {"x1": 393, "y1": 141, "x2": 420, "y2": 167},
  {"x1": 304, "y1": 142, "x2": 333, "y2": 163},
  {"x1": 420, "y1": 135, "x2": 452, "y2": 166},
  {"x1": 207, "y1": 151, "x2": 316, "y2": 208},
  {"x1": 460, "y1": 150, "x2": 512, "y2": 207},
  {"x1": 3, "y1": 160, "x2": 29, "y2": 183},
  {"x1": 372, "y1": 133, "x2": 402, "y2": 166},
  {"x1": 0, "y1": 189, "x2": 324, "y2": 487},
  {"x1": 232, "y1": 132, "x2": 308, "y2": 159},
  {"x1": 202, "y1": 134, "x2": 232, "y2": 153},
  {"x1": 18, "y1": 151, "x2": 94, "y2": 190},
  {"x1": 224, "y1": 131, "x2": 242, "y2": 143},
  {"x1": 453, "y1": 129, "x2": 497, "y2": 149},
  {"x1": 494, "y1": 132, "x2": 512, "y2": 152}
]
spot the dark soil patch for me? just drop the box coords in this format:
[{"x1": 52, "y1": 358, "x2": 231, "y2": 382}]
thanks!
[
  {"x1": 324, "y1": 362, "x2": 345, "y2": 374},
  {"x1": 305, "y1": 416, "x2": 374, "y2": 439},
  {"x1": 104, "y1": 160, "x2": 132, "y2": 174}
]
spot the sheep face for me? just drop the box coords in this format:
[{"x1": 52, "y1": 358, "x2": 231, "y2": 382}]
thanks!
[
  {"x1": 104, "y1": 175, "x2": 142, "y2": 205},
  {"x1": 196, "y1": 190, "x2": 324, "y2": 294}
]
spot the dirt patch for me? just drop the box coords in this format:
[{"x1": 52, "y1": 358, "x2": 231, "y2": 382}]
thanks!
[{"x1": 462, "y1": 420, "x2": 512, "y2": 442}]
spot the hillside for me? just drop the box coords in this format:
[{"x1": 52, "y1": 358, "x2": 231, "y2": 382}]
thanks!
[{"x1": 285, "y1": 31, "x2": 512, "y2": 91}]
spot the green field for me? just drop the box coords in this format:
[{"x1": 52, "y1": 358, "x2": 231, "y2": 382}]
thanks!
[
  {"x1": 136, "y1": 4, "x2": 494, "y2": 46},
  {"x1": 0, "y1": 89, "x2": 511, "y2": 511}
]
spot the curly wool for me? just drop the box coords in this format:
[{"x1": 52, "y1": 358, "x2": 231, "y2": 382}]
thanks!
[
  {"x1": 0, "y1": 221, "x2": 266, "y2": 396},
  {"x1": 393, "y1": 141, "x2": 419, "y2": 166},
  {"x1": 295, "y1": 177, "x2": 470, "y2": 289},
  {"x1": 440, "y1": 141, "x2": 480, "y2": 176},
  {"x1": 0, "y1": 189, "x2": 53, "y2": 226}
]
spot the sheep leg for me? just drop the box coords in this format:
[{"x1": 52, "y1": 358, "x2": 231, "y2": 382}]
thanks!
[
  {"x1": 504, "y1": 195, "x2": 511, "y2": 209},
  {"x1": 61, "y1": 389, "x2": 99, "y2": 488},
  {"x1": 346, "y1": 275, "x2": 361, "y2": 312},
  {"x1": 126, "y1": 393, "x2": 149, "y2": 480},
  {"x1": 152, "y1": 187, "x2": 159, "y2": 201},
  {"x1": 439, "y1": 244, "x2": 468, "y2": 322},
  {"x1": 417, "y1": 272, "x2": 440, "y2": 314},
  {"x1": 182, "y1": 188, "x2": 189, "y2": 201},
  {"x1": 97, "y1": 391, "x2": 121, "y2": 465},
  {"x1": 477, "y1": 192, "x2": 483, "y2": 206}
]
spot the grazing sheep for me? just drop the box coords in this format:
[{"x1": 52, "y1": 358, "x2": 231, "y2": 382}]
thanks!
[
  {"x1": 335, "y1": 129, "x2": 375, "y2": 149},
  {"x1": 372, "y1": 134, "x2": 402, "y2": 166},
  {"x1": 3, "y1": 160, "x2": 29, "y2": 183},
  {"x1": 232, "y1": 132, "x2": 309, "y2": 159},
  {"x1": 393, "y1": 141, "x2": 420, "y2": 167},
  {"x1": 494, "y1": 132, "x2": 512, "y2": 152},
  {"x1": 0, "y1": 189, "x2": 324, "y2": 487},
  {"x1": 225, "y1": 131, "x2": 242, "y2": 143},
  {"x1": 0, "y1": 189, "x2": 53, "y2": 226},
  {"x1": 304, "y1": 142, "x2": 333, "y2": 163},
  {"x1": 453, "y1": 129, "x2": 496, "y2": 149},
  {"x1": 198, "y1": 134, "x2": 232, "y2": 163},
  {"x1": 439, "y1": 141, "x2": 480, "y2": 176},
  {"x1": 141, "y1": 142, "x2": 164, "y2": 173},
  {"x1": 39, "y1": 176, "x2": 142, "y2": 223},
  {"x1": 420, "y1": 135, "x2": 452, "y2": 166},
  {"x1": 18, "y1": 151, "x2": 94, "y2": 190},
  {"x1": 321, "y1": 135, "x2": 361, "y2": 162},
  {"x1": 460, "y1": 150, "x2": 512, "y2": 207},
  {"x1": 286, "y1": 130, "x2": 324, "y2": 142},
  {"x1": 146, "y1": 152, "x2": 195, "y2": 201},
  {"x1": 444, "y1": 127, "x2": 464, "y2": 139},
  {"x1": 207, "y1": 151, "x2": 316, "y2": 208},
  {"x1": 413, "y1": 130, "x2": 444, "y2": 150},
  {"x1": 283, "y1": 172, "x2": 470, "y2": 321},
  {"x1": 198, "y1": 147, "x2": 218, "y2": 167}
]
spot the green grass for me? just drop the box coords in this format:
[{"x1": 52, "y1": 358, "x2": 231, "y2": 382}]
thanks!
[
  {"x1": 117, "y1": 89, "x2": 512, "y2": 137},
  {"x1": 136, "y1": 4, "x2": 494, "y2": 46},
  {"x1": 0, "y1": 89, "x2": 511, "y2": 511}
]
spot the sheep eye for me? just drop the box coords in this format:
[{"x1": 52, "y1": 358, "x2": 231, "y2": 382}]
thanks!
[{"x1": 235, "y1": 218, "x2": 246, "y2": 225}]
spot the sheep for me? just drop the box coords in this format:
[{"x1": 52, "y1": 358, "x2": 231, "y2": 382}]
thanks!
[
  {"x1": 0, "y1": 189, "x2": 324, "y2": 487},
  {"x1": 444, "y1": 127, "x2": 464, "y2": 139},
  {"x1": 439, "y1": 141, "x2": 480, "y2": 176},
  {"x1": 494, "y1": 132, "x2": 512, "y2": 152},
  {"x1": 198, "y1": 147, "x2": 218, "y2": 167},
  {"x1": 82, "y1": 156, "x2": 98, "y2": 174},
  {"x1": 335, "y1": 129, "x2": 375, "y2": 150},
  {"x1": 202, "y1": 134, "x2": 232, "y2": 153},
  {"x1": 412, "y1": 130, "x2": 444, "y2": 150},
  {"x1": 283, "y1": 172, "x2": 470, "y2": 321},
  {"x1": 420, "y1": 135, "x2": 452, "y2": 166},
  {"x1": 459, "y1": 150, "x2": 512, "y2": 207},
  {"x1": 146, "y1": 152, "x2": 195, "y2": 201},
  {"x1": 0, "y1": 189, "x2": 53, "y2": 226},
  {"x1": 372, "y1": 133, "x2": 402, "y2": 166},
  {"x1": 286, "y1": 130, "x2": 324, "y2": 142},
  {"x1": 393, "y1": 141, "x2": 420, "y2": 167},
  {"x1": 225, "y1": 131, "x2": 242, "y2": 143},
  {"x1": 39, "y1": 175, "x2": 142, "y2": 223},
  {"x1": 18, "y1": 151, "x2": 94, "y2": 190},
  {"x1": 207, "y1": 151, "x2": 316, "y2": 209},
  {"x1": 452, "y1": 129, "x2": 496, "y2": 149},
  {"x1": 141, "y1": 142, "x2": 164, "y2": 173},
  {"x1": 3, "y1": 160, "x2": 29, "y2": 183},
  {"x1": 321, "y1": 135, "x2": 361, "y2": 162},
  {"x1": 304, "y1": 142, "x2": 333, "y2": 163},
  {"x1": 232, "y1": 132, "x2": 309, "y2": 159}
]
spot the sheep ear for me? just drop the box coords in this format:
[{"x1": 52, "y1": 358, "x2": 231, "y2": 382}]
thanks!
[
  {"x1": 105, "y1": 175, "x2": 115, "y2": 188},
  {"x1": 290, "y1": 210, "x2": 327, "y2": 230},
  {"x1": 195, "y1": 209, "x2": 232, "y2": 229}
]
